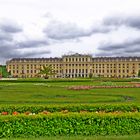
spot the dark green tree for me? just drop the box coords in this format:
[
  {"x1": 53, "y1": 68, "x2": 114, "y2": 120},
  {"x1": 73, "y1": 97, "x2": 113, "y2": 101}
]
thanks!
[
  {"x1": 0, "y1": 65, "x2": 10, "y2": 78},
  {"x1": 89, "y1": 73, "x2": 93, "y2": 78},
  {"x1": 138, "y1": 70, "x2": 140, "y2": 77}
]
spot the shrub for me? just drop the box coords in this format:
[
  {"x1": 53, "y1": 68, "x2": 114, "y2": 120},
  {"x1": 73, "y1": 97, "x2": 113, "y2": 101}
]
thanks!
[{"x1": 0, "y1": 113, "x2": 140, "y2": 138}]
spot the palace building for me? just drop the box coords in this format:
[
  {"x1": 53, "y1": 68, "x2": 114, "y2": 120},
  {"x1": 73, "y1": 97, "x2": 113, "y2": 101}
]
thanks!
[{"x1": 6, "y1": 53, "x2": 140, "y2": 78}]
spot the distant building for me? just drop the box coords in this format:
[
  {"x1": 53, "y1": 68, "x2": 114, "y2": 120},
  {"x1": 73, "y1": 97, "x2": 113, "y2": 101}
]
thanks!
[{"x1": 6, "y1": 53, "x2": 140, "y2": 78}]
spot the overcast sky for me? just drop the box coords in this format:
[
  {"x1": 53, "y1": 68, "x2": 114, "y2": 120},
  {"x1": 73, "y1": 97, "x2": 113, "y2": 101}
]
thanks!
[{"x1": 0, "y1": 0, "x2": 140, "y2": 64}]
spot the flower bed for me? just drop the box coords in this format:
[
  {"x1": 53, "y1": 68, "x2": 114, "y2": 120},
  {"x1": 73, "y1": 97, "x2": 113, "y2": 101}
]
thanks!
[
  {"x1": 0, "y1": 104, "x2": 140, "y2": 115},
  {"x1": 68, "y1": 85, "x2": 139, "y2": 90}
]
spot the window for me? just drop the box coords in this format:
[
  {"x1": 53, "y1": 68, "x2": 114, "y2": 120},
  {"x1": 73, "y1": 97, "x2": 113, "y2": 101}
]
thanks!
[{"x1": 119, "y1": 64, "x2": 121, "y2": 68}]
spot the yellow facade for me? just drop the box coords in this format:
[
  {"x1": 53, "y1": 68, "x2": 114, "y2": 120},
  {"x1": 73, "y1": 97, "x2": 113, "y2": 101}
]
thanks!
[{"x1": 6, "y1": 53, "x2": 140, "y2": 78}]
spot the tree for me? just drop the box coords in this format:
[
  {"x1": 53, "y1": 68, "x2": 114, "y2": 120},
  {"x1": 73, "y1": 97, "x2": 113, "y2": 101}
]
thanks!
[
  {"x1": 0, "y1": 65, "x2": 10, "y2": 78},
  {"x1": 138, "y1": 70, "x2": 140, "y2": 77},
  {"x1": 38, "y1": 65, "x2": 56, "y2": 79},
  {"x1": 89, "y1": 73, "x2": 93, "y2": 78}
]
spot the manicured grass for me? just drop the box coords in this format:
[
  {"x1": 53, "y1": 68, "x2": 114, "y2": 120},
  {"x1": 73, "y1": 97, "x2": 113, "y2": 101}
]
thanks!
[
  {"x1": 0, "y1": 80, "x2": 140, "y2": 104},
  {"x1": 3, "y1": 135, "x2": 140, "y2": 140}
]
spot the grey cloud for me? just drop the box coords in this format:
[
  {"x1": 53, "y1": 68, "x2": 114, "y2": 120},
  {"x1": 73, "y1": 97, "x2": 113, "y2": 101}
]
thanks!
[
  {"x1": 125, "y1": 45, "x2": 140, "y2": 53},
  {"x1": 16, "y1": 39, "x2": 49, "y2": 48},
  {"x1": 103, "y1": 15, "x2": 140, "y2": 29},
  {"x1": 43, "y1": 20, "x2": 113, "y2": 40},
  {"x1": 0, "y1": 32, "x2": 13, "y2": 41},
  {"x1": 0, "y1": 19, "x2": 22, "y2": 33},
  {"x1": 96, "y1": 38, "x2": 140, "y2": 57},
  {"x1": 0, "y1": 38, "x2": 51, "y2": 63},
  {"x1": 0, "y1": 38, "x2": 51, "y2": 60},
  {"x1": 0, "y1": 43, "x2": 51, "y2": 60},
  {"x1": 0, "y1": 18, "x2": 51, "y2": 63},
  {"x1": 0, "y1": 18, "x2": 23, "y2": 60},
  {"x1": 43, "y1": 15, "x2": 140, "y2": 41},
  {"x1": 44, "y1": 21, "x2": 91, "y2": 40},
  {"x1": 98, "y1": 38, "x2": 140, "y2": 51},
  {"x1": 16, "y1": 50, "x2": 51, "y2": 58}
]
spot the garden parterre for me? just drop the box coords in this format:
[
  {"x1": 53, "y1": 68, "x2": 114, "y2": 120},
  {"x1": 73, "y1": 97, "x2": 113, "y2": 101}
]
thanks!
[{"x1": 0, "y1": 78, "x2": 140, "y2": 138}]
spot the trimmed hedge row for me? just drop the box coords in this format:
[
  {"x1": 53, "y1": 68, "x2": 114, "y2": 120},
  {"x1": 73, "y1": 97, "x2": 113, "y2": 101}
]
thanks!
[
  {"x1": 0, "y1": 104, "x2": 140, "y2": 114},
  {"x1": 0, "y1": 113, "x2": 140, "y2": 138}
]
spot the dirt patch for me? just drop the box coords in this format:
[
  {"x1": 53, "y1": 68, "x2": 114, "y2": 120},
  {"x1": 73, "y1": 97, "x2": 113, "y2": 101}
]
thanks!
[
  {"x1": 68, "y1": 86, "x2": 93, "y2": 90},
  {"x1": 129, "y1": 82, "x2": 140, "y2": 87}
]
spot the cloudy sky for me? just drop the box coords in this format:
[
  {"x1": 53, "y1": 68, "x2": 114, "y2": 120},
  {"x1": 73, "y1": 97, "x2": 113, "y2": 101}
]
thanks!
[{"x1": 0, "y1": 0, "x2": 140, "y2": 64}]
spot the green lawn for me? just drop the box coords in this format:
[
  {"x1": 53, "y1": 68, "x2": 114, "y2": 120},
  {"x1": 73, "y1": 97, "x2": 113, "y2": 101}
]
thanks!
[
  {"x1": 3, "y1": 135, "x2": 140, "y2": 140},
  {"x1": 0, "y1": 79, "x2": 140, "y2": 105}
]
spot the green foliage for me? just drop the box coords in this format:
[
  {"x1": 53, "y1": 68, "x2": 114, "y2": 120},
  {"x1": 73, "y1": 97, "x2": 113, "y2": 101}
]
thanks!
[
  {"x1": 0, "y1": 113, "x2": 140, "y2": 138},
  {"x1": 38, "y1": 65, "x2": 56, "y2": 79},
  {"x1": 0, "y1": 65, "x2": 10, "y2": 78},
  {"x1": 89, "y1": 73, "x2": 93, "y2": 78},
  {"x1": 138, "y1": 70, "x2": 140, "y2": 77}
]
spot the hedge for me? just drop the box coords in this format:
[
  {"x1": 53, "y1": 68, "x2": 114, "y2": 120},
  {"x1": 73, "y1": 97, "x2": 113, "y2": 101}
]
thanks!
[
  {"x1": 0, "y1": 113, "x2": 140, "y2": 138},
  {"x1": 0, "y1": 104, "x2": 140, "y2": 115}
]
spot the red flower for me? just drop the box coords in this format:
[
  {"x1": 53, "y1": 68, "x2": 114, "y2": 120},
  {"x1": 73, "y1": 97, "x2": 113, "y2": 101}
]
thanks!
[
  {"x1": 12, "y1": 111, "x2": 19, "y2": 115},
  {"x1": 1, "y1": 112, "x2": 8, "y2": 115}
]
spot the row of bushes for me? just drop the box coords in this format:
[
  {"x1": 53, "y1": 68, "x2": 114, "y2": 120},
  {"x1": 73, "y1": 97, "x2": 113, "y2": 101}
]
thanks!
[
  {"x1": 0, "y1": 104, "x2": 140, "y2": 114},
  {"x1": 0, "y1": 112, "x2": 140, "y2": 138}
]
